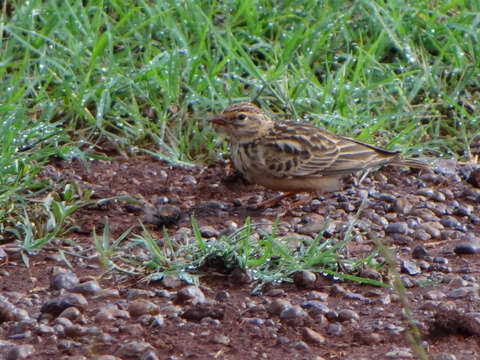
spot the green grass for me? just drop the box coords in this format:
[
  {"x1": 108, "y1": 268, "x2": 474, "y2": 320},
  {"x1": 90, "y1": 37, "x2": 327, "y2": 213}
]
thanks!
[
  {"x1": 99, "y1": 210, "x2": 385, "y2": 291},
  {"x1": 1, "y1": 1, "x2": 479, "y2": 253}
]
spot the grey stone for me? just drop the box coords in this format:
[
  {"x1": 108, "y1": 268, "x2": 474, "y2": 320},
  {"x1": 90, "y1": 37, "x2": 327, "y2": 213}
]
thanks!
[
  {"x1": 441, "y1": 216, "x2": 465, "y2": 231},
  {"x1": 280, "y1": 305, "x2": 308, "y2": 326},
  {"x1": 58, "y1": 307, "x2": 81, "y2": 321},
  {"x1": 41, "y1": 294, "x2": 88, "y2": 317},
  {"x1": 211, "y1": 334, "x2": 230, "y2": 345},
  {"x1": 268, "y1": 299, "x2": 291, "y2": 316},
  {"x1": 199, "y1": 225, "x2": 219, "y2": 238},
  {"x1": 176, "y1": 286, "x2": 205, "y2": 305},
  {"x1": 127, "y1": 299, "x2": 159, "y2": 317},
  {"x1": 386, "y1": 222, "x2": 408, "y2": 234},
  {"x1": 293, "y1": 270, "x2": 316, "y2": 289},
  {"x1": 302, "y1": 327, "x2": 325, "y2": 344},
  {"x1": 301, "y1": 300, "x2": 330, "y2": 316},
  {"x1": 414, "y1": 229, "x2": 431, "y2": 241},
  {"x1": 5, "y1": 344, "x2": 35, "y2": 360},
  {"x1": 431, "y1": 354, "x2": 456, "y2": 360},
  {"x1": 337, "y1": 309, "x2": 359, "y2": 322},
  {"x1": 412, "y1": 245, "x2": 429, "y2": 259},
  {"x1": 326, "y1": 323, "x2": 343, "y2": 336},
  {"x1": 125, "y1": 289, "x2": 156, "y2": 300},
  {"x1": 0, "y1": 297, "x2": 29, "y2": 322},
  {"x1": 454, "y1": 239, "x2": 480, "y2": 255},
  {"x1": 401, "y1": 260, "x2": 421, "y2": 276},
  {"x1": 419, "y1": 222, "x2": 442, "y2": 238},
  {"x1": 51, "y1": 267, "x2": 79, "y2": 290},
  {"x1": 393, "y1": 198, "x2": 412, "y2": 214},
  {"x1": 116, "y1": 341, "x2": 154, "y2": 359},
  {"x1": 141, "y1": 350, "x2": 160, "y2": 360},
  {"x1": 70, "y1": 280, "x2": 102, "y2": 296},
  {"x1": 453, "y1": 204, "x2": 473, "y2": 217}
]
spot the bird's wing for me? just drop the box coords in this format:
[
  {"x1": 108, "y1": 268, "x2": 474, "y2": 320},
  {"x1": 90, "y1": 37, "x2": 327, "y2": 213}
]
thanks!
[{"x1": 253, "y1": 122, "x2": 399, "y2": 178}]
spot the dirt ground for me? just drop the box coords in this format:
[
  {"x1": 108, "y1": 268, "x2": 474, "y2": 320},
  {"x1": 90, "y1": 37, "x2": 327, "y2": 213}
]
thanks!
[{"x1": 1, "y1": 155, "x2": 480, "y2": 360}]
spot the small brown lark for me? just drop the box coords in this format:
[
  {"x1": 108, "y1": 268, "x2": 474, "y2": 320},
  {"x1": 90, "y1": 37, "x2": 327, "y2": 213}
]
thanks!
[{"x1": 209, "y1": 102, "x2": 426, "y2": 203}]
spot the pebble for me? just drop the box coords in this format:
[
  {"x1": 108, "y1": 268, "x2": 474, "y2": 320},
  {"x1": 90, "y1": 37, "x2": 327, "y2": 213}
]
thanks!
[
  {"x1": 440, "y1": 216, "x2": 465, "y2": 231},
  {"x1": 391, "y1": 234, "x2": 413, "y2": 246},
  {"x1": 305, "y1": 291, "x2": 328, "y2": 301},
  {"x1": 94, "y1": 289, "x2": 120, "y2": 299},
  {"x1": 359, "y1": 268, "x2": 382, "y2": 281},
  {"x1": 41, "y1": 294, "x2": 88, "y2": 317},
  {"x1": 293, "y1": 270, "x2": 316, "y2": 289},
  {"x1": 144, "y1": 204, "x2": 182, "y2": 227},
  {"x1": 65, "y1": 324, "x2": 97, "y2": 338},
  {"x1": 50, "y1": 267, "x2": 79, "y2": 290},
  {"x1": 302, "y1": 327, "x2": 325, "y2": 344},
  {"x1": 128, "y1": 299, "x2": 159, "y2": 317},
  {"x1": 291, "y1": 341, "x2": 310, "y2": 351},
  {"x1": 116, "y1": 341, "x2": 154, "y2": 359},
  {"x1": 141, "y1": 350, "x2": 160, "y2": 360},
  {"x1": 431, "y1": 354, "x2": 456, "y2": 360},
  {"x1": 416, "y1": 188, "x2": 435, "y2": 199},
  {"x1": 5, "y1": 344, "x2": 35, "y2": 360},
  {"x1": 160, "y1": 275, "x2": 182, "y2": 289},
  {"x1": 384, "y1": 346, "x2": 413, "y2": 358},
  {"x1": 453, "y1": 204, "x2": 473, "y2": 217},
  {"x1": 413, "y1": 229, "x2": 431, "y2": 241},
  {"x1": 393, "y1": 198, "x2": 412, "y2": 214},
  {"x1": 412, "y1": 245, "x2": 429, "y2": 259},
  {"x1": 199, "y1": 225, "x2": 219, "y2": 238},
  {"x1": 337, "y1": 309, "x2": 359, "y2": 322},
  {"x1": 211, "y1": 334, "x2": 230, "y2": 345},
  {"x1": 241, "y1": 317, "x2": 264, "y2": 326},
  {"x1": 0, "y1": 297, "x2": 29, "y2": 322},
  {"x1": 268, "y1": 299, "x2": 291, "y2": 316},
  {"x1": 448, "y1": 288, "x2": 472, "y2": 299},
  {"x1": 326, "y1": 323, "x2": 343, "y2": 336},
  {"x1": 279, "y1": 305, "x2": 308, "y2": 326},
  {"x1": 264, "y1": 288, "x2": 286, "y2": 297},
  {"x1": 423, "y1": 290, "x2": 446, "y2": 301},
  {"x1": 181, "y1": 175, "x2": 197, "y2": 185},
  {"x1": 181, "y1": 303, "x2": 223, "y2": 321},
  {"x1": 401, "y1": 260, "x2": 421, "y2": 276},
  {"x1": 58, "y1": 306, "x2": 82, "y2": 321},
  {"x1": 176, "y1": 286, "x2": 205, "y2": 305},
  {"x1": 8, "y1": 319, "x2": 35, "y2": 336},
  {"x1": 70, "y1": 280, "x2": 102, "y2": 296},
  {"x1": 412, "y1": 208, "x2": 438, "y2": 221},
  {"x1": 301, "y1": 300, "x2": 330, "y2": 316},
  {"x1": 385, "y1": 222, "x2": 408, "y2": 234},
  {"x1": 454, "y1": 238, "x2": 480, "y2": 255},
  {"x1": 125, "y1": 289, "x2": 156, "y2": 299},
  {"x1": 419, "y1": 222, "x2": 442, "y2": 238}
]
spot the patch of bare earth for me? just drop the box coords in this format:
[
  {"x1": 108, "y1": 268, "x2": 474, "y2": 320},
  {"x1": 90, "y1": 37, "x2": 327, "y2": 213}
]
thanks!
[{"x1": 1, "y1": 155, "x2": 480, "y2": 359}]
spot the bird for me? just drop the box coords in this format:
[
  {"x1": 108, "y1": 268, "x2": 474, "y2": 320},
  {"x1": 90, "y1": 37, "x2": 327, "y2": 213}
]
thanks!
[{"x1": 209, "y1": 102, "x2": 427, "y2": 206}]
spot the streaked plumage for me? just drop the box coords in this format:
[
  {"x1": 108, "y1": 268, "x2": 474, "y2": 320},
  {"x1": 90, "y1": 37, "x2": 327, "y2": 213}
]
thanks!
[{"x1": 209, "y1": 102, "x2": 427, "y2": 194}]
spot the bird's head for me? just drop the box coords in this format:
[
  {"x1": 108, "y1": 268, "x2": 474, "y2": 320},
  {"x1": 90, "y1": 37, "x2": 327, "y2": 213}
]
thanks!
[{"x1": 209, "y1": 102, "x2": 273, "y2": 143}]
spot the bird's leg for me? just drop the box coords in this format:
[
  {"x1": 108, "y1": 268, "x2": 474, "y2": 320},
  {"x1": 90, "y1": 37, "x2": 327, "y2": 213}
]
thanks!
[
  {"x1": 254, "y1": 192, "x2": 295, "y2": 209},
  {"x1": 254, "y1": 192, "x2": 315, "y2": 210},
  {"x1": 288, "y1": 193, "x2": 315, "y2": 209}
]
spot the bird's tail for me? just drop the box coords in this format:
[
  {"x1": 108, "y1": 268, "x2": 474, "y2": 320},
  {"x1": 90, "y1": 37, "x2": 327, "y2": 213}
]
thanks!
[{"x1": 390, "y1": 157, "x2": 430, "y2": 169}]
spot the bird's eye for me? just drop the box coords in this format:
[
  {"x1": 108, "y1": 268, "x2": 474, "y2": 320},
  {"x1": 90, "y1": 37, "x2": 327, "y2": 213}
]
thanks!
[{"x1": 237, "y1": 113, "x2": 247, "y2": 121}]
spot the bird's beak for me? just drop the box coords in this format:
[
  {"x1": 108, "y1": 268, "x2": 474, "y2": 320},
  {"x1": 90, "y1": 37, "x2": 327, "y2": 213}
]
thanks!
[{"x1": 208, "y1": 115, "x2": 227, "y2": 126}]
